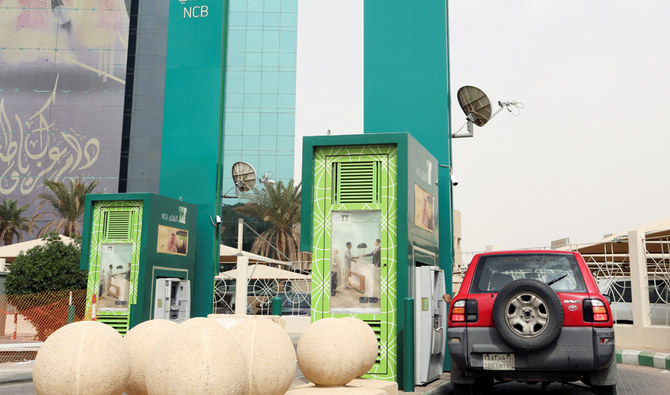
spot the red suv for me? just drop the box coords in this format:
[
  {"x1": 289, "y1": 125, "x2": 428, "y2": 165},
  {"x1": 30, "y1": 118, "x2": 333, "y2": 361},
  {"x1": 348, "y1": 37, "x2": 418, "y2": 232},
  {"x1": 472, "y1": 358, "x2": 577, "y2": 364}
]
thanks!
[{"x1": 448, "y1": 251, "x2": 616, "y2": 394}]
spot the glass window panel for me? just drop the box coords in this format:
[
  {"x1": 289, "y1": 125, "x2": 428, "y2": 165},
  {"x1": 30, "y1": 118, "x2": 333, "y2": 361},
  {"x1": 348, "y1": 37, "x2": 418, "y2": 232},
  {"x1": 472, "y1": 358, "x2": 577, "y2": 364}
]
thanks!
[
  {"x1": 242, "y1": 135, "x2": 260, "y2": 150},
  {"x1": 264, "y1": 12, "x2": 280, "y2": 27},
  {"x1": 279, "y1": 52, "x2": 296, "y2": 68},
  {"x1": 224, "y1": 113, "x2": 244, "y2": 134},
  {"x1": 265, "y1": 1, "x2": 280, "y2": 12},
  {"x1": 229, "y1": 0, "x2": 247, "y2": 12},
  {"x1": 277, "y1": 112, "x2": 295, "y2": 134},
  {"x1": 243, "y1": 112, "x2": 260, "y2": 134},
  {"x1": 279, "y1": 31, "x2": 297, "y2": 52},
  {"x1": 227, "y1": 30, "x2": 246, "y2": 52},
  {"x1": 245, "y1": 52, "x2": 262, "y2": 67},
  {"x1": 247, "y1": 12, "x2": 263, "y2": 27},
  {"x1": 281, "y1": 0, "x2": 298, "y2": 13},
  {"x1": 224, "y1": 135, "x2": 243, "y2": 152},
  {"x1": 229, "y1": 12, "x2": 246, "y2": 26},
  {"x1": 261, "y1": 94, "x2": 278, "y2": 109},
  {"x1": 263, "y1": 31, "x2": 280, "y2": 52},
  {"x1": 280, "y1": 12, "x2": 298, "y2": 27},
  {"x1": 262, "y1": 52, "x2": 280, "y2": 67},
  {"x1": 227, "y1": 52, "x2": 245, "y2": 67},
  {"x1": 278, "y1": 94, "x2": 295, "y2": 110},
  {"x1": 277, "y1": 136, "x2": 294, "y2": 151},
  {"x1": 225, "y1": 93, "x2": 244, "y2": 108},
  {"x1": 226, "y1": 71, "x2": 245, "y2": 93},
  {"x1": 248, "y1": 0, "x2": 263, "y2": 12},
  {"x1": 244, "y1": 94, "x2": 261, "y2": 108},
  {"x1": 260, "y1": 113, "x2": 278, "y2": 135},
  {"x1": 261, "y1": 71, "x2": 279, "y2": 93},
  {"x1": 278, "y1": 72, "x2": 296, "y2": 94},
  {"x1": 246, "y1": 30, "x2": 263, "y2": 52},
  {"x1": 244, "y1": 72, "x2": 262, "y2": 93}
]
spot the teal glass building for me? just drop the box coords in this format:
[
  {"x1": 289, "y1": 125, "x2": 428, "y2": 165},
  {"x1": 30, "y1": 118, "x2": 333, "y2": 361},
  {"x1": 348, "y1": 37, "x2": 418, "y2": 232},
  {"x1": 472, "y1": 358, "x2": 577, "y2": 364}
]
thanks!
[
  {"x1": 222, "y1": 0, "x2": 298, "y2": 189},
  {"x1": 123, "y1": 0, "x2": 298, "y2": 193}
]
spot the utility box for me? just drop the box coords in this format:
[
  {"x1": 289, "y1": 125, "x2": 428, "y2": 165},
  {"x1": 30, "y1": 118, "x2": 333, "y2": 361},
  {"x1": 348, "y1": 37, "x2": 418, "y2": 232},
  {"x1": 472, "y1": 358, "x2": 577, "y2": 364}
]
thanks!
[
  {"x1": 414, "y1": 266, "x2": 447, "y2": 384},
  {"x1": 300, "y1": 133, "x2": 445, "y2": 386},
  {"x1": 80, "y1": 193, "x2": 197, "y2": 334}
]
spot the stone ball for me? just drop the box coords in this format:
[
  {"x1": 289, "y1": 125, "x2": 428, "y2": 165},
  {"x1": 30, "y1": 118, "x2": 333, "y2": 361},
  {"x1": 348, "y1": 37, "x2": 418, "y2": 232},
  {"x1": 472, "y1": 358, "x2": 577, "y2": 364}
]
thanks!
[
  {"x1": 145, "y1": 317, "x2": 248, "y2": 395},
  {"x1": 229, "y1": 318, "x2": 297, "y2": 395},
  {"x1": 124, "y1": 319, "x2": 179, "y2": 395},
  {"x1": 33, "y1": 321, "x2": 130, "y2": 395},
  {"x1": 297, "y1": 317, "x2": 370, "y2": 386},
  {"x1": 342, "y1": 317, "x2": 378, "y2": 377}
]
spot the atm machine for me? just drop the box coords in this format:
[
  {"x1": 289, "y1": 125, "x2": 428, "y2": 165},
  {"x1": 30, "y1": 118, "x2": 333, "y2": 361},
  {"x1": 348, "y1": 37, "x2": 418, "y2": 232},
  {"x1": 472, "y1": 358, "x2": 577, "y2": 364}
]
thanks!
[
  {"x1": 414, "y1": 265, "x2": 447, "y2": 385},
  {"x1": 154, "y1": 278, "x2": 191, "y2": 322}
]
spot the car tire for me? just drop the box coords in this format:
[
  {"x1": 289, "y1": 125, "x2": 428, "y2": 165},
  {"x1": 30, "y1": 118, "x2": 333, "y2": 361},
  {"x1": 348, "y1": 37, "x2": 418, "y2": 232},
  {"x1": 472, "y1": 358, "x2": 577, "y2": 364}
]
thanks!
[{"x1": 492, "y1": 279, "x2": 563, "y2": 351}]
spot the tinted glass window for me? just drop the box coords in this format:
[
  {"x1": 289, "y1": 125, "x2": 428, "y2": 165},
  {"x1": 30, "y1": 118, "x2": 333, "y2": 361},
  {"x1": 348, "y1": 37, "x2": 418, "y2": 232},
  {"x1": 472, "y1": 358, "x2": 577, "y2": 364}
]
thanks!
[{"x1": 470, "y1": 254, "x2": 587, "y2": 293}]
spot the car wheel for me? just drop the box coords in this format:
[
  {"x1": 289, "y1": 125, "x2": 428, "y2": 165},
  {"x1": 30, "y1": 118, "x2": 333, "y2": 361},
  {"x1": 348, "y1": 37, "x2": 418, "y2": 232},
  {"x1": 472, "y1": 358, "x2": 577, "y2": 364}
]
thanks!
[
  {"x1": 492, "y1": 279, "x2": 563, "y2": 351},
  {"x1": 593, "y1": 385, "x2": 617, "y2": 395}
]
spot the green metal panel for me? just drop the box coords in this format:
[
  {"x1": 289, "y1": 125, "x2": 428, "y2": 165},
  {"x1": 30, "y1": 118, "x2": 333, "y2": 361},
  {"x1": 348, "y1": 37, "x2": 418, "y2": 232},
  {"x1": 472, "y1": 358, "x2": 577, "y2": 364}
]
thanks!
[
  {"x1": 311, "y1": 144, "x2": 398, "y2": 381},
  {"x1": 160, "y1": 1, "x2": 228, "y2": 317},
  {"x1": 84, "y1": 200, "x2": 143, "y2": 334}
]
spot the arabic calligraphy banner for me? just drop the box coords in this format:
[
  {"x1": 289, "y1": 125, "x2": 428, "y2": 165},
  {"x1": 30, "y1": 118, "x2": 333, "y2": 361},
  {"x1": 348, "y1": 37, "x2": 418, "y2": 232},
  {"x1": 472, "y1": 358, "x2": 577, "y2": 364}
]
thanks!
[{"x1": 0, "y1": 1, "x2": 130, "y2": 214}]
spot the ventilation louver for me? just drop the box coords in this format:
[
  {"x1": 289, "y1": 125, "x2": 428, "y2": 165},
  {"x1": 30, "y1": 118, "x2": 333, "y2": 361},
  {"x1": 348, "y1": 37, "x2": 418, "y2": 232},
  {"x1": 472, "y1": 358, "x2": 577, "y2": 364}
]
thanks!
[{"x1": 333, "y1": 161, "x2": 380, "y2": 204}]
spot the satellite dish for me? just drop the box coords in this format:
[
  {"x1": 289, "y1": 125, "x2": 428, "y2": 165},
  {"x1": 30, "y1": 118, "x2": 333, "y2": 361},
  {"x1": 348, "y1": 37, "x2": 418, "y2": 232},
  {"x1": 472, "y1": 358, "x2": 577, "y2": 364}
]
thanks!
[
  {"x1": 231, "y1": 161, "x2": 257, "y2": 192},
  {"x1": 457, "y1": 86, "x2": 492, "y2": 127}
]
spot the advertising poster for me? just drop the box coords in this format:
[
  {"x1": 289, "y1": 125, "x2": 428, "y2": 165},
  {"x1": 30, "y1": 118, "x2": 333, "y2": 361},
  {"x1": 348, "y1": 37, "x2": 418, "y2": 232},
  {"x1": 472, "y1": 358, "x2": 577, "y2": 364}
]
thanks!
[
  {"x1": 330, "y1": 210, "x2": 381, "y2": 314},
  {"x1": 157, "y1": 225, "x2": 188, "y2": 256},
  {"x1": 0, "y1": 1, "x2": 130, "y2": 226},
  {"x1": 98, "y1": 243, "x2": 131, "y2": 311},
  {"x1": 414, "y1": 185, "x2": 434, "y2": 232}
]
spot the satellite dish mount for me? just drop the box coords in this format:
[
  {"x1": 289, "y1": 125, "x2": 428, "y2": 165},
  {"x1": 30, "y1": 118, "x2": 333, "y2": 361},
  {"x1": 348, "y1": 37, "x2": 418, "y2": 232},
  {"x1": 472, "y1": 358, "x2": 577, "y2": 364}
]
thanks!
[
  {"x1": 453, "y1": 85, "x2": 522, "y2": 138},
  {"x1": 222, "y1": 161, "x2": 275, "y2": 198}
]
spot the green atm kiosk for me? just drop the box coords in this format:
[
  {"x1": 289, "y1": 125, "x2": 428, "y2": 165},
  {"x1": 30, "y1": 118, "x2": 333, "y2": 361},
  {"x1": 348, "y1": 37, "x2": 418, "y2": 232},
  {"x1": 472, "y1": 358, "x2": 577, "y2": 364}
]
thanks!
[
  {"x1": 301, "y1": 133, "x2": 446, "y2": 388},
  {"x1": 80, "y1": 193, "x2": 197, "y2": 334}
]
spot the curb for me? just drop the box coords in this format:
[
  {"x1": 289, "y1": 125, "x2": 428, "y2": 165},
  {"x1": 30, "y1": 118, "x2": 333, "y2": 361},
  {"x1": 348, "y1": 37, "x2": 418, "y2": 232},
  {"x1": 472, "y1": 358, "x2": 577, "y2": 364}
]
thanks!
[
  {"x1": 616, "y1": 349, "x2": 670, "y2": 370},
  {"x1": 0, "y1": 372, "x2": 33, "y2": 385}
]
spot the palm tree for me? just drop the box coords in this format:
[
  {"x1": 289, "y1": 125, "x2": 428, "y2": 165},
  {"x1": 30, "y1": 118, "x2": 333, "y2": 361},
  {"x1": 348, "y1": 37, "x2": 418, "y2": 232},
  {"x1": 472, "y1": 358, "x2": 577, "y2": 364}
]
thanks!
[
  {"x1": 31, "y1": 178, "x2": 98, "y2": 237},
  {"x1": 0, "y1": 199, "x2": 30, "y2": 245},
  {"x1": 234, "y1": 179, "x2": 302, "y2": 261}
]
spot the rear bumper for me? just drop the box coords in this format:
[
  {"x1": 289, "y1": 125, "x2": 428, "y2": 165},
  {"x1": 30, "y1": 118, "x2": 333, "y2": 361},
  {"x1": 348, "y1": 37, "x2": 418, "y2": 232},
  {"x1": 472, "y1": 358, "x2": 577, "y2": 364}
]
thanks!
[{"x1": 448, "y1": 326, "x2": 615, "y2": 380}]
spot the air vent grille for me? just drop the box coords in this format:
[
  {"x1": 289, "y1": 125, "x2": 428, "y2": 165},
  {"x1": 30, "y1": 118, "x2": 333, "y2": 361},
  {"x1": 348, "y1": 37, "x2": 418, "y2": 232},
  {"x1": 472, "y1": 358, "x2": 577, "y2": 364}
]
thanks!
[
  {"x1": 333, "y1": 161, "x2": 379, "y2": 204},
  {"x1": 104, "y1": 211, "x2": 131, "y2": 240},
  {"x1": 98, "y1": 314, "x2": 130, "y2": 335}
]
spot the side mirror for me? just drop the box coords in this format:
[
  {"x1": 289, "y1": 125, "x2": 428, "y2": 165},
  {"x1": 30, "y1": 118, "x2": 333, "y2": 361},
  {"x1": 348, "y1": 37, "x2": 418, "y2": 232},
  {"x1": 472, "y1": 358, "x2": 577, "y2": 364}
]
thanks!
[{"x1": 603, "y1": 295, "x2": 611, "y2": 305}]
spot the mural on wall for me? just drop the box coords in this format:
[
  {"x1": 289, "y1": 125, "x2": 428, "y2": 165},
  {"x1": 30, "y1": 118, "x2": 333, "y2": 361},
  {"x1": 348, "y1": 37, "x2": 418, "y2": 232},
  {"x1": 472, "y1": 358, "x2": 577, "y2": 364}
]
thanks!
[{"x1": 0, "y1": 0, "x2": 130, "y2": 221}]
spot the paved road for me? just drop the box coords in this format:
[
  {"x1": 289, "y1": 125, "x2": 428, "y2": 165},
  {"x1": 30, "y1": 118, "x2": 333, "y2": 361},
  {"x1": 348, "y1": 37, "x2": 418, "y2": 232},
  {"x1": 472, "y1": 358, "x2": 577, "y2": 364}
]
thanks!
[
  {"x1": 443, "y1": 364, "x2": 670, "y2": 395},
  {"x1": 2, "y1": 364, "x2": 669, "y2": 394}
]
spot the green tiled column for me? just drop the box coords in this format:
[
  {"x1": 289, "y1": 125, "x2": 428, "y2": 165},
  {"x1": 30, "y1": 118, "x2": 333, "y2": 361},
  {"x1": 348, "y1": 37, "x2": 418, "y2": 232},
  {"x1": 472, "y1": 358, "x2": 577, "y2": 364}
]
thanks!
[
  {"x1": 160, "y1": 1, "x2": 228, "y2": 317},
  {"x1": 364, "y1": 0, "x2": 453, "y2": 376}
]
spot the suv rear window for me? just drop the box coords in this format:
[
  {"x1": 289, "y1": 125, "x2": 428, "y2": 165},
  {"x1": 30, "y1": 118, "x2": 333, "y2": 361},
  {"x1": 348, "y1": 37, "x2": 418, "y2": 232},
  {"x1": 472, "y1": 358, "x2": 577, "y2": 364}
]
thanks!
[{"x1": 470, "y1": 253, "x2": 587, "y2": 293}]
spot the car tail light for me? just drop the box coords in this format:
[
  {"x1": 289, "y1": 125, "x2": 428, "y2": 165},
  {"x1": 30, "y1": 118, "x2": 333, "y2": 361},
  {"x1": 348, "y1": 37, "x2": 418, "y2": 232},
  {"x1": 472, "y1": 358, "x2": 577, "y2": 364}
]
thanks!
[
  {"x1": 583, "y1": 298, "x2": 609, "y2": 322},
  {"x1": 451, "y1": 299, "x2": 478, "y2": 322}
]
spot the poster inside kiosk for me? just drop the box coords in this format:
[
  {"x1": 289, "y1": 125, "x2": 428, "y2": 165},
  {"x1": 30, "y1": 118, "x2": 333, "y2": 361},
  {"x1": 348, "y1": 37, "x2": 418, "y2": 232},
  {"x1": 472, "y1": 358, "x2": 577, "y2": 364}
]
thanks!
[
  {"x1": 98, "y1": 244, "x2": 132, "y2": 311},
  {"x1": 330, "y1": 210, "x2": 382, "y2": 314}
]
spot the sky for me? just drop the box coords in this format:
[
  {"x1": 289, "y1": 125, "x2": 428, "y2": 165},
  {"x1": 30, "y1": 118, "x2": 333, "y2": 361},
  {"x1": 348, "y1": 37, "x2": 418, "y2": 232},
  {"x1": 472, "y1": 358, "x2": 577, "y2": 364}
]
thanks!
[{"x1": 294, "y1": 1, "x2": 670, "y2": 254}]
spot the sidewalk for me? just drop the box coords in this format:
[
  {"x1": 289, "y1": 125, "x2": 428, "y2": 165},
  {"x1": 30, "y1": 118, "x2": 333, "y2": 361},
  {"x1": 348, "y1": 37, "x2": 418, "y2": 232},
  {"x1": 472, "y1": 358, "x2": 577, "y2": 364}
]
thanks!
[{"x1": 2, "y1": 348, "x2": 668, "y2": 393}]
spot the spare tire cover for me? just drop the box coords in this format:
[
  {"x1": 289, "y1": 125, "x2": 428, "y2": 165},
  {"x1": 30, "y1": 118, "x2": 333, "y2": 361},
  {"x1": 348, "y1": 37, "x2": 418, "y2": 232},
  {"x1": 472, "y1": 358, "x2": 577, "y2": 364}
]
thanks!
[{"x1": 492, "y1": 279, "x2": 563, "y2": 351}]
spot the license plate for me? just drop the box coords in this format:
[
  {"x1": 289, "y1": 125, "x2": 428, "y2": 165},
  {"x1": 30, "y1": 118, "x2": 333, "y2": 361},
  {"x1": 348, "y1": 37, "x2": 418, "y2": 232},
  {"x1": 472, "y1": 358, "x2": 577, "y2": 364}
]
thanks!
[{"x1": 483, "y1": 353, "x2": 515, "y2": 370}]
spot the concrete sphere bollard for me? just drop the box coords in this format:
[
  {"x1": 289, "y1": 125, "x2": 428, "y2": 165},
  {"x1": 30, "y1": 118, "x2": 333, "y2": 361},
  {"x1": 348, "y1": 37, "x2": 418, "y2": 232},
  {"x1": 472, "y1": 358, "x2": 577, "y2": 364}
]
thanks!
[
  {"x1": 124, "y1": 319, "x2": 179, "y2": 395},
  {"x1": 229, "y1": 318, "x2": 297, "y2": 395},
  {"x1": 33, "y1": 321, "x2": 131, "y2": 395},
  {"x1": 145, "y1": 317, "x2": 248, "y2": 395},
  {"x1": 342, "y1": 317, "x2": 379, "y2": 377},
  {"x1": 297, "y1": 317, "x2": 371, "y2": 386}
]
